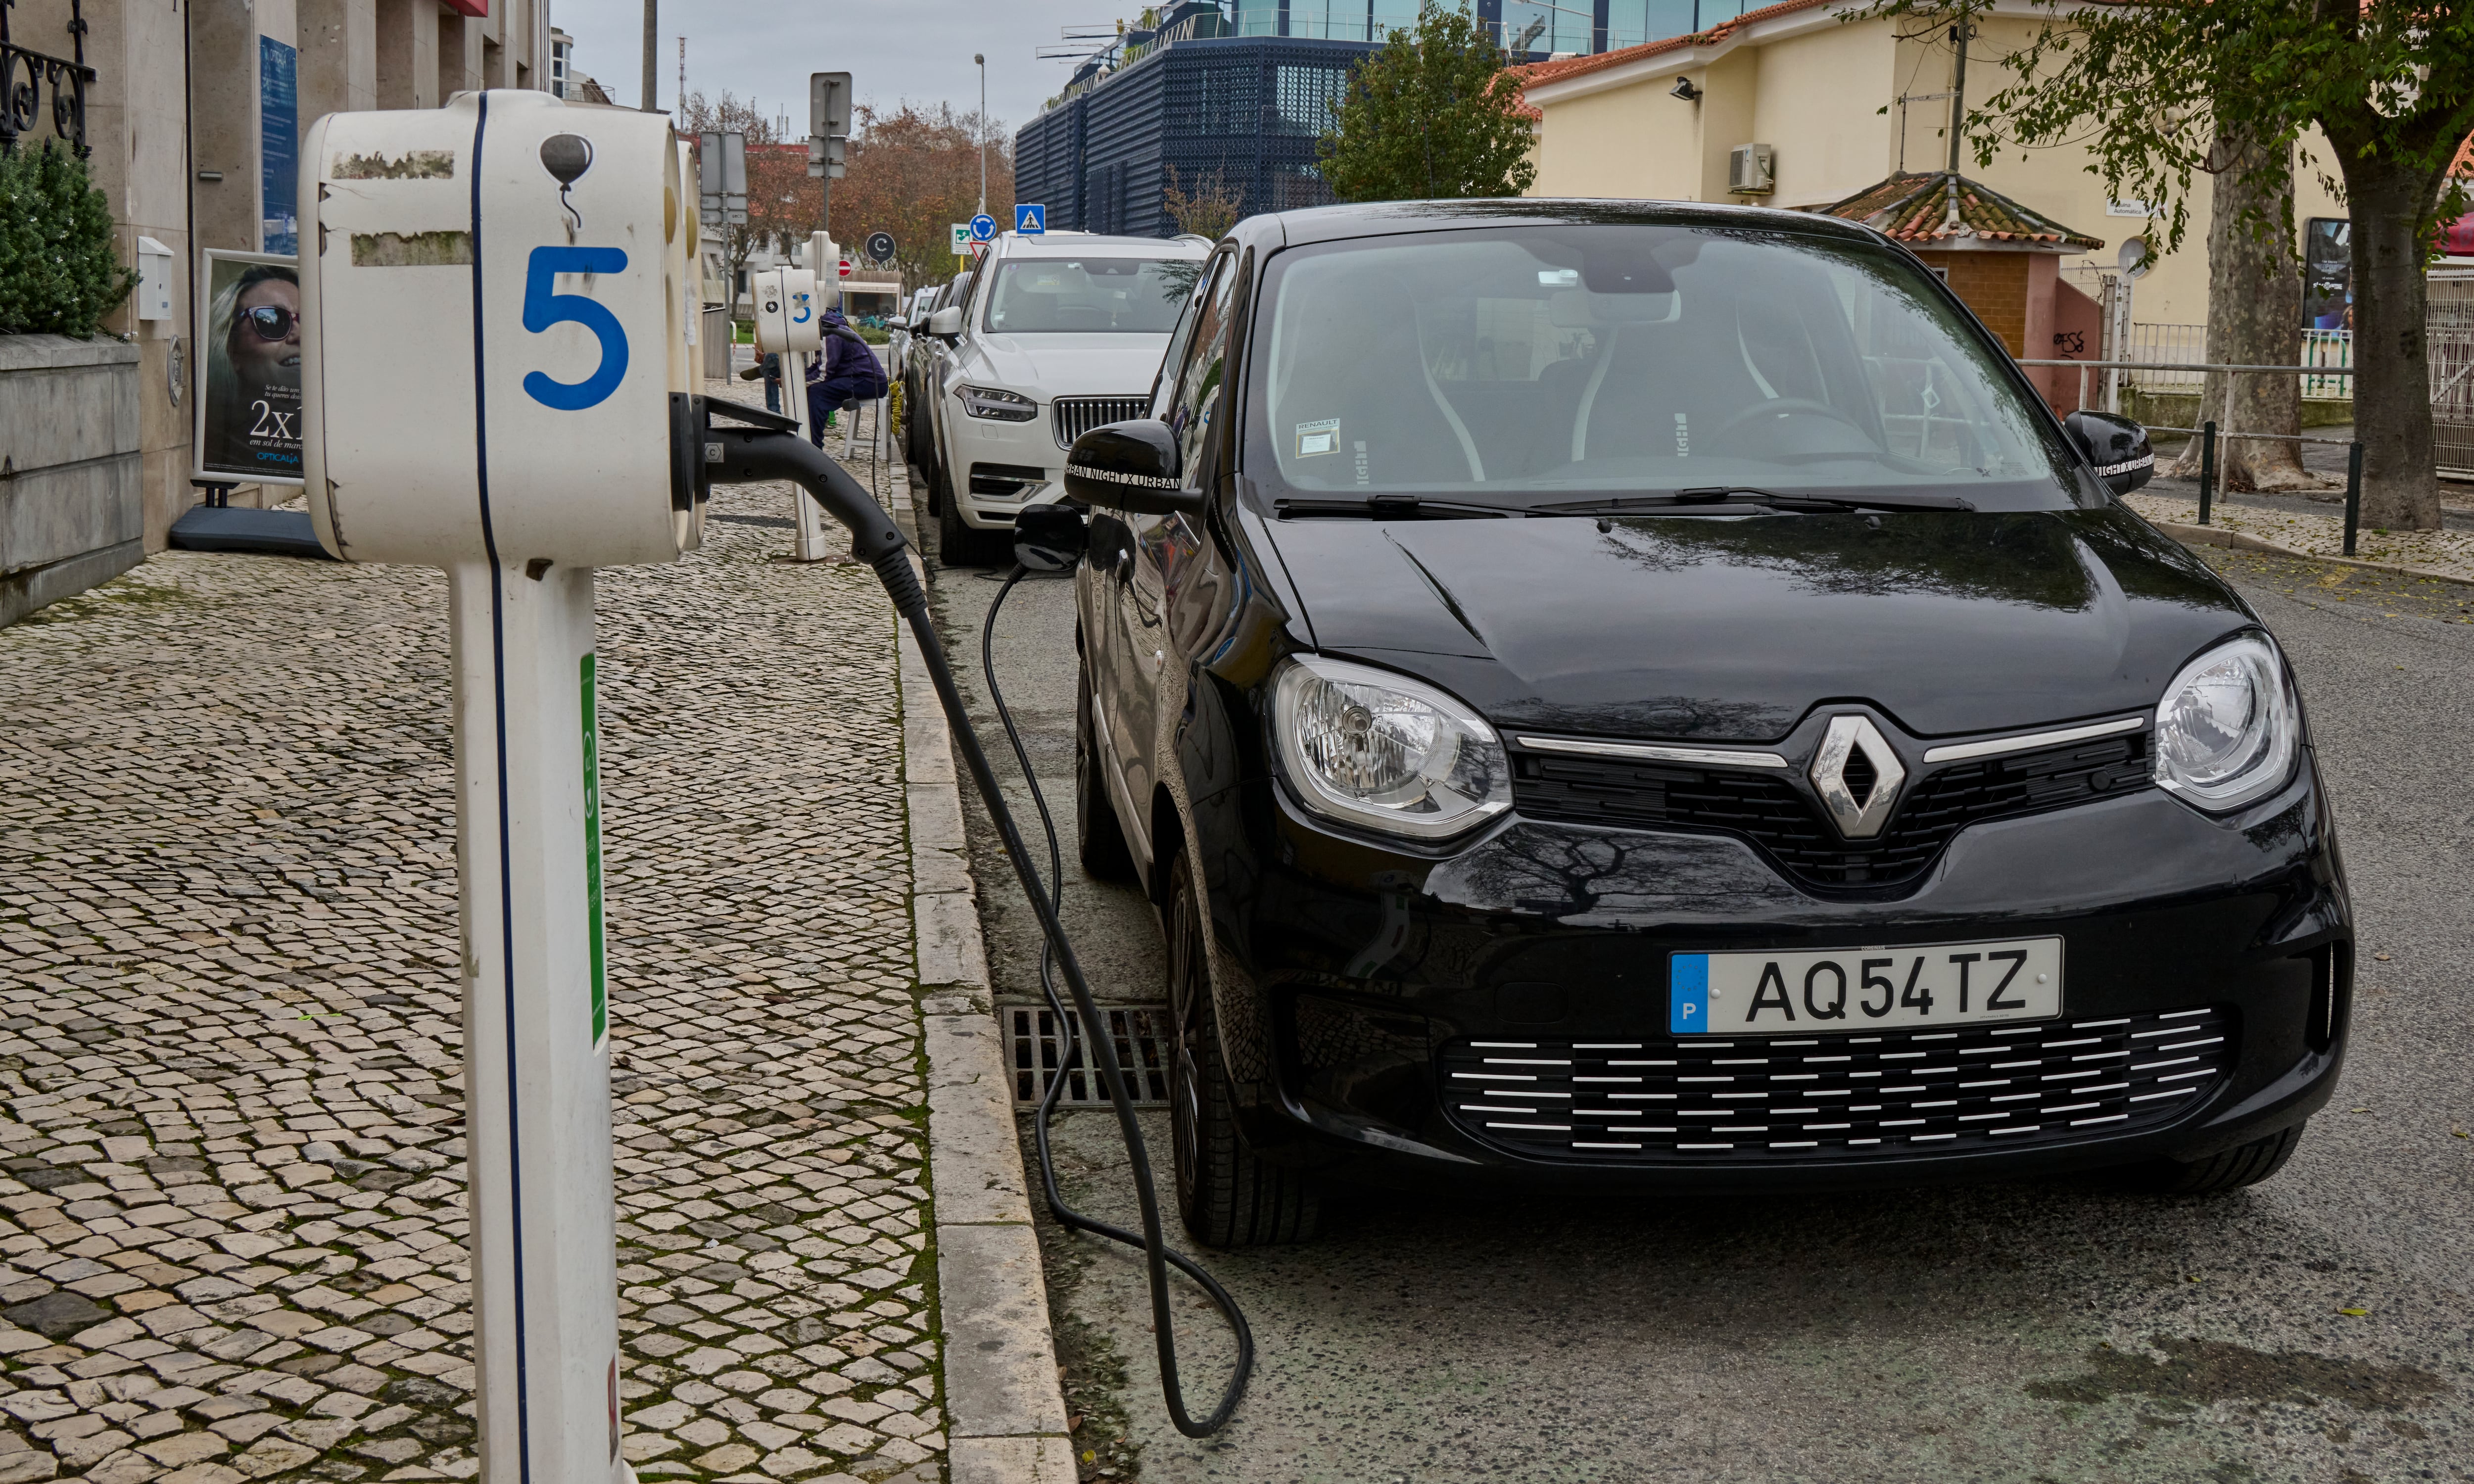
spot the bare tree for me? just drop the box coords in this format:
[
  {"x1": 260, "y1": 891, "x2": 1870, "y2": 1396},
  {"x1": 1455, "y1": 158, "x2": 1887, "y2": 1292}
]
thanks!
[{"x1": 1162, "y1": 167, "x2": 1245, "y2": 241}]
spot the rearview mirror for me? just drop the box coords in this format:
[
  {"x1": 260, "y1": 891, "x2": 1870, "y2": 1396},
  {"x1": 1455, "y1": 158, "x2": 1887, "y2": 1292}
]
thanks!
[
  {"x1": 2065, "y1": 410, "x2": 2154, "y2": 496},
  {"x1": 928, "y1": 306, "x2": 962, "y2": 338},
  {"x1": 1063, "y1": 420, "x2": 1204, "y2": 515}
]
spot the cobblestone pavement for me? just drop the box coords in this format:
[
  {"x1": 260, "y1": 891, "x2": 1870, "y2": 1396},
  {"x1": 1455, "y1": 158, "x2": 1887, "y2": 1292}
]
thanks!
[{"x1": 0, "y1": 404, "x2": 950, "y2": 1484}]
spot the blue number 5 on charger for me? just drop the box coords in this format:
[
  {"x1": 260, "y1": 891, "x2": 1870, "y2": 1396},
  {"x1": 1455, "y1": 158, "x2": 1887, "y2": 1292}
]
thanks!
[{"x1": 521, "y1": 246, "x2": 629, "y2": 411}]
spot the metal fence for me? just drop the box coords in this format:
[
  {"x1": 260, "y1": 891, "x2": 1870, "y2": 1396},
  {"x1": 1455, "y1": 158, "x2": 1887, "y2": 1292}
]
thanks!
[
  {"x1": 2432, "y1": 271, "x2": 2474, "y2": 478},
  {"x1": 2122, "y1": 324, "x2": 2356, "y2": 397}
]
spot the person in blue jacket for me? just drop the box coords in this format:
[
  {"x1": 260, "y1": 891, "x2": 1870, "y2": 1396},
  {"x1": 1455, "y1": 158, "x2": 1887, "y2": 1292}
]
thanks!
[{"x1": 805, "y1": 307, "x2": 888, "y2": 448}]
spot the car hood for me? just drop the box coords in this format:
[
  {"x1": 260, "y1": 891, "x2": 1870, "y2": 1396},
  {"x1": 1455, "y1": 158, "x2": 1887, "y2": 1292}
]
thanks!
[
  {"x1": 1259, "y1": 506, "x2": 2252, "y2": 742},
  {"x1": 960, "y1": 333, "x2": 1171, "y2": 395}
]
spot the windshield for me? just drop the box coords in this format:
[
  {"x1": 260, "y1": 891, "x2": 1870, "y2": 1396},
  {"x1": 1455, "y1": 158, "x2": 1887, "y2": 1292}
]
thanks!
[
  {"x1": 981, "y1": 256, "x2": 1194, "y2": 334},
  {"x1": 1249, "y1": 226, "x2": 2089, "y2": 509}
]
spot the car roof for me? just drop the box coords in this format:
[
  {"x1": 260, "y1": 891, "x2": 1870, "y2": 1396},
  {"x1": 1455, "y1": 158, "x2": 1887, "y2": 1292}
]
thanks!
[{"x1": 1227, "y1": 196, "x2": 1888, "y2": 253}]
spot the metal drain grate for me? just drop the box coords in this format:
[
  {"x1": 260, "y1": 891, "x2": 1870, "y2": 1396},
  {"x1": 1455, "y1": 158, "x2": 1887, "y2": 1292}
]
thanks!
[{"x1": 1003, "y1": 1003, "x2": 1174, "y2": 1108}]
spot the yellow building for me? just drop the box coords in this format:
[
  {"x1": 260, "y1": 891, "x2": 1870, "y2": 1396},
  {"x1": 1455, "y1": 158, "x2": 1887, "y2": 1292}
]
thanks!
[{"x1": 1516, "y1": 0, "x2": 2349, "y2": 344}]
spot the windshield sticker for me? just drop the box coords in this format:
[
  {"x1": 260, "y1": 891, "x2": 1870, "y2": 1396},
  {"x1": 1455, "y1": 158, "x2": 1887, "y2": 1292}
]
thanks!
[
  {"x1": 1353, "y1": 439, "x2": 1370, "y2": 485},
  {"x1": 1295, "y1": 418, "x2": 1341, "y2": 457},
  {"x1": 1675, "y1": 412, "x2": 1689, "y2": 458}
]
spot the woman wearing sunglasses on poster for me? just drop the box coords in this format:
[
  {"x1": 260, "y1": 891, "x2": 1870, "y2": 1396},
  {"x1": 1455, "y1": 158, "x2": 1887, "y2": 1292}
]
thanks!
[{"x1": 204, "y1": 264, "x2": 304, "y2": 479}]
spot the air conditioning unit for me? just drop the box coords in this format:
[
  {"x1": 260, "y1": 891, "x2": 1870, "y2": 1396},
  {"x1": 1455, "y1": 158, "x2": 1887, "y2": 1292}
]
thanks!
[{"x1": 1729, "y1": 143, "x2": 1775, "y2": 195}]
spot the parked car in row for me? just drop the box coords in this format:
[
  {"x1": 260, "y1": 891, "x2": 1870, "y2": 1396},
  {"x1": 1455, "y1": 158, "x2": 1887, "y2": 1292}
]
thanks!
[
  {"x1": 911, "y1": 231, "x2": 1212, "y2": 565},
  {"x1": 1026, "y1": 198, "x2": 2348, "y2": 1248}
]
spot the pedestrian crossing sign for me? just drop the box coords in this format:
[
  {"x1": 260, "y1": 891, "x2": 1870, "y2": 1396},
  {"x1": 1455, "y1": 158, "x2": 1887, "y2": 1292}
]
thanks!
[{"x1": 1015, "y1": 203, "x2": 1046, "y2": 235}]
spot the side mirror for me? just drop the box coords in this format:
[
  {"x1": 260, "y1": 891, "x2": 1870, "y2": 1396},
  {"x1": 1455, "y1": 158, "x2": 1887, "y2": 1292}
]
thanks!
[
  {"x1": 2065, "y1": 410, "x2": 2154, "y2": 496},
  {"x1": 1063, "y1": 420, "x2": 1204, "y2": 515},
  {"x1": 928, "y1": 305, "x2": 962, "y2": 338},
  {"x1": 1013, "y1": 501, "x2": 1089, "y2": 571}
]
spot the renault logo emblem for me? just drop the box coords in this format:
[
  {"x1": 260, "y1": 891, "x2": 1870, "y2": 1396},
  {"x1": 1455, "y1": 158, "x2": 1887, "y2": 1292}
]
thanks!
[{"x1": 1809, "y1": 715, "x2": 1905, "y2": 839}]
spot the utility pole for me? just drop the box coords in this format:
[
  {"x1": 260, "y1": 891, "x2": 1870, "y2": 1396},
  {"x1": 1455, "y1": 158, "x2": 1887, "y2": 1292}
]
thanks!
[
  {"x1": 1947, "y1": 19, "x2": 1969, "y2": 176},
  {"x1": 975, "y1": 53, "x2": 987, "y2": 214},
  {"x1": 1943, "y1": 14, "x2": 1970, "y2": 231},
  {"x1": 677, "y1": 36, "x2": 686, "y2": 118},
  {"x1": 640, "y1": 0, "x2": 657, "y2": 112}
]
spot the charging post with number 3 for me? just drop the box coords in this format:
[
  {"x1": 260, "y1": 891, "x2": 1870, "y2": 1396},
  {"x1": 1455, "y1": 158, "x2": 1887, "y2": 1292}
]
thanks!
[
  {"x1": 749, "y1": 264, "x2": 825, "y2": 559},
  {"x1": 300, "y1": 90, "x2": 703, "y2": 1484}
]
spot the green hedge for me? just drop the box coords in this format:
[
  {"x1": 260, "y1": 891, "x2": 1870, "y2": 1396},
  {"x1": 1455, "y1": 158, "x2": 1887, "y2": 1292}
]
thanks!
[{"x1": 0, "y1": 143, "x2": 135, "y2": 338}]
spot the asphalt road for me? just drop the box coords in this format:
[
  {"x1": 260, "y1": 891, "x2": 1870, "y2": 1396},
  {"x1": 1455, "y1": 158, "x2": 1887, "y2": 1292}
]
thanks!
[{"x1": 922, "y1": 510, "x2": 2474, "y2": 1484}]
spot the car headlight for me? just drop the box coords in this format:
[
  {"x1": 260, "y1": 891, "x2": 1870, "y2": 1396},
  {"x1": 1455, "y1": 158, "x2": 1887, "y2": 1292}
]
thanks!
[
  {"x1": 1272, "y1": 656, "x2": 1512, "y2": 840},
  {"x1": 958, "y1": 384, "x2": 1038, "y2": 422},
  {"x1": 2152, "y1": 633, "x2": 2299, "y2": 812}
]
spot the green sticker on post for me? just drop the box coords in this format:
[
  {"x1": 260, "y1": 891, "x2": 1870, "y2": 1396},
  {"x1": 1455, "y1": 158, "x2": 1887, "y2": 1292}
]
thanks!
[{"x1": 581, "y1": 653, "x2": 608, "y2": 1047}]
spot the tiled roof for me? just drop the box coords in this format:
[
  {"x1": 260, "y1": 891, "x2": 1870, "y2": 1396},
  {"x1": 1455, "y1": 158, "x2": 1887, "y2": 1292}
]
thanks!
[
  {"x1": 1813, "y1": 171, "x2": 2103, "y2": 251},
  {"x1": 1511, "y1": 0, "x2": 1834, "y2": 92}
]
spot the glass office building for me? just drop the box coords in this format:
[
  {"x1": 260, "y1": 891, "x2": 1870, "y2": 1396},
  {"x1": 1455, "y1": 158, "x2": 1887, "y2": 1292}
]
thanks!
[
  {"x1": 1018, "y1": 0, "x2": 1741, "y2": 237},
  {"x1": 1230, "y1": 0, "x2": 1755, "y2": 53}
]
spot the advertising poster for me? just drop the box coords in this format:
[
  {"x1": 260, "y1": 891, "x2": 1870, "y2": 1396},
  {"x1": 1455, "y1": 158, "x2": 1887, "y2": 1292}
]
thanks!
[{"x1": 194, "y1": 249, "x2": 305, "y2": 486}]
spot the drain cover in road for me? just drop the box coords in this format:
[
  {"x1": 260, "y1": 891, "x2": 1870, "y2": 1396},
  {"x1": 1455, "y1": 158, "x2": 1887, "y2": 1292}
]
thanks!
[{"x1": 1003, "y1": 1003, "x2": 1174, "y2": 1107}]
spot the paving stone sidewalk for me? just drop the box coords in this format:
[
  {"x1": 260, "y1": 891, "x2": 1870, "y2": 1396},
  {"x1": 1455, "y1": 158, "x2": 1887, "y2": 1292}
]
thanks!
[{"x1": 0, "y1": 408, "x2": 948, "y2": 1484}]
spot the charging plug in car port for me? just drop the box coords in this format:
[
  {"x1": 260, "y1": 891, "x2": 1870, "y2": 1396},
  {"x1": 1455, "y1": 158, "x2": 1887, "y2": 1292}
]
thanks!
[{"x1": 971, "y1": 463, "x2": 1048, "y2": 500}]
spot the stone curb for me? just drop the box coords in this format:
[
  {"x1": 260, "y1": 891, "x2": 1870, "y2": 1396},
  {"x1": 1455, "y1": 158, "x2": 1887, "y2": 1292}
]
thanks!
[
  {"x1": 2153, "y1": 518, "x2": 2474, "y2": 588},
  {"x1": 884, "y1": 458, "x2": 1078, "y2": 1484}
]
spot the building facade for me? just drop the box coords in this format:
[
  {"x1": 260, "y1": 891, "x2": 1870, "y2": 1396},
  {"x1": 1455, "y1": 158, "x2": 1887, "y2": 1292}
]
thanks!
[
  {"x1": 1516, "y1": 0, "x2": 2349, "y2": 338},
  {"x1": 1015, "y1": 0, "x2": 1748, "y2": 239},
  {"x1": 6, "y1": 0, "x2": 552, "y2": 573}
]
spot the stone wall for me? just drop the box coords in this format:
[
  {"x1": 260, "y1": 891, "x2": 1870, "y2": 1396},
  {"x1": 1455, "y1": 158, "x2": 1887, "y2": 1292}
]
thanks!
[{"x1": 0, "y1": 336, "x2": 145, "y2": 627}]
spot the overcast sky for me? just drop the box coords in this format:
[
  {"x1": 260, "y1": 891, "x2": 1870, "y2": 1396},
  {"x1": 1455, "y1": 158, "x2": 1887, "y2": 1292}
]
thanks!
[{"x1": 552, "y1": 0, "x2": 1110, "y2": 138}]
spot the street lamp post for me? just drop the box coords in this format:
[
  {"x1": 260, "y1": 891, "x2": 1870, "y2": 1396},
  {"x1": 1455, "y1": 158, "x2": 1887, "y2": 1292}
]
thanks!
[
  {"x1": 975, "y1": 52, "x2": 986, "y2": 214},
  {"x1": 641, "y1": 0, "x2": 657, "y2": 112}
]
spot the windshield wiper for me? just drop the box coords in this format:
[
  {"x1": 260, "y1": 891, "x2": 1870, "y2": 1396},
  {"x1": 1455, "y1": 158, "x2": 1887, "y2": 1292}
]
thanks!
[
  {"x1": 1274, "y1": 495, "x2": 1513, "y2": 520},
  {"x1": 1535, "y1": 487, "x2": 1976, "y2": 515}
]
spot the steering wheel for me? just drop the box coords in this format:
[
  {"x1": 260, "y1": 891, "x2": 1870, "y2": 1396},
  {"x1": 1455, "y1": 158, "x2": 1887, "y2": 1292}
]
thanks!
[{"x1": 1712, "y1": 397, "x2": 1871, "y2": 447}]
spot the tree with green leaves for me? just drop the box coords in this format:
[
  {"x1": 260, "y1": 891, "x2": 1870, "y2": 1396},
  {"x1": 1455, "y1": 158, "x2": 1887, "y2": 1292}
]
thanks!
[
  {"x1": 1318, "y1": 1, "x2": 1538, "y2": 204},
  {"x1": 0, "y1": 141, "x2": 135, "y2": 339},
  {"x1": 1874, "y1": 0, "x2": 2474, "y2": 529}
]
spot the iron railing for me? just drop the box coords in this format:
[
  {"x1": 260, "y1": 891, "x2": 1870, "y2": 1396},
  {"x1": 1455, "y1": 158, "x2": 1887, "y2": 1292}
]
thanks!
[{"x1": 1, "y1": 0, "x2": 95, "y2": 158}]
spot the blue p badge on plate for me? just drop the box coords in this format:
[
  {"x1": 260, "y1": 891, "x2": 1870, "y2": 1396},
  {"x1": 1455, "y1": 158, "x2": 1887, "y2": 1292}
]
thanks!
[{"x1": 1669, "y1": 954, "x2": 1709, "y2": 1034}]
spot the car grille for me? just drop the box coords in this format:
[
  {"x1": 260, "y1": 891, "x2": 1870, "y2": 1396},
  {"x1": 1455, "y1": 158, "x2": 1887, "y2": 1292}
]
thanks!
[
  {"x1": 1510, "y1": 731, "x2": 2153, "y2": 891},
  {"x1": 1438, "y1": 1006, "x2": 2233, "y2": 1164},
  {"x1": 1052, "y1": 396, "x2": 1149, "y2": 449}
]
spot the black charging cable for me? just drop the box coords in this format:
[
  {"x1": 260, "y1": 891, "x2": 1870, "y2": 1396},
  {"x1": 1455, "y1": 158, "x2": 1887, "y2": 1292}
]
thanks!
[
  {"x1": 976, "y1": 565, "x2": 1255, "y2": 1435},
  {"x1": 695, "y1": 414, "x2": 1250, "y2": 1436}
]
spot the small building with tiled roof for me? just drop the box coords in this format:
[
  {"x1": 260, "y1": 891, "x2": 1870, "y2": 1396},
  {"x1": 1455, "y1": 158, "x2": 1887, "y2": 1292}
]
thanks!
[
  {"x1": 1816, "y1": 170, "x2": 2103, "y2": 253},
  {"x1": 1812, "y1": 170, "x2": 2107, "y2": 410},
  {"x1": 1512, "y1": 0, "x2": 2353, "y2": 408}
]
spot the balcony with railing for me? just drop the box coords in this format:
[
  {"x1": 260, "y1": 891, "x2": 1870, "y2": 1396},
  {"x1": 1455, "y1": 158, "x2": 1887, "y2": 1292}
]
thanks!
[{"x1": 0, "y1": 0, "x2": 95, "y2": 158}]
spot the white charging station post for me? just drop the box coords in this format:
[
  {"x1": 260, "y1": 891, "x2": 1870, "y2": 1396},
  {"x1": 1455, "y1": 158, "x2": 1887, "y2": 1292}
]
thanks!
[
  {"x1": 301, "y1": 91, "x2": 702, "y2": 1484},
  {"x1": 749, "y1": 263, "x2": 827, "y2": 561}
]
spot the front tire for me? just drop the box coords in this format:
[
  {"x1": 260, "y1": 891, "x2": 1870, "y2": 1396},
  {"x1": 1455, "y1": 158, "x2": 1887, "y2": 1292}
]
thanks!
[
  {"x1": 1167, "y1": 855, "x2": 1319, "y2": 1247},
  {"x1": 2122, "y1": 1123, "x2": 2306, "y2": 1195}
]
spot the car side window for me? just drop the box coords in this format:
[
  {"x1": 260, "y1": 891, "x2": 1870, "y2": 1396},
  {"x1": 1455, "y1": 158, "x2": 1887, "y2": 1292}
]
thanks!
[
  {"x1": 1164, "y1": 254, "x2": 1239, "y2": 484},
  {"x1": 1151, "y1": 256, "x2": 1223, "y2": 421}
]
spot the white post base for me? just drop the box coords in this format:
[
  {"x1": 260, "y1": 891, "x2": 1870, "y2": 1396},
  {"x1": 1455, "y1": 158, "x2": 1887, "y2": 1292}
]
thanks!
[
  {"x1": 786, "y1": 348, "x2": 832, "y2": 562},
  {"x1": 448, "y1": 562, "x2": 629, "y2": 1484}
]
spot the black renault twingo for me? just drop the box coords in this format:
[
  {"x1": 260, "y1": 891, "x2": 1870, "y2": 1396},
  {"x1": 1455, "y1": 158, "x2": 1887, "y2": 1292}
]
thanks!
[{"x1": 1020, "y1": 199, "x2": 2349, "y2": 1247}]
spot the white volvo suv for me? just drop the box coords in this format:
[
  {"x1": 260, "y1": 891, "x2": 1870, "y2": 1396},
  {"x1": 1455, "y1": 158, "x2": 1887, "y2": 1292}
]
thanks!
[{"x1": 922, "y1": 231, "x2": 1211, "y2": 564}]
